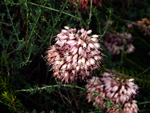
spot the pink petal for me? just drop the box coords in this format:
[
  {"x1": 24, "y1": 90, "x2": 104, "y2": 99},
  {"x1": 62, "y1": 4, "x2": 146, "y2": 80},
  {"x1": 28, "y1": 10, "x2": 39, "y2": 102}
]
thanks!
[
  {"x1": 64, "y1": 26, "x2": 69, "y2": 29},
  {"x1": 66, "y1": 40, "x2": 77, "y2": 47},
  {"x1": 87, "y1": 30, "x2": 92, "y2": 34},
  {"x1": 92, "y1": 35, "x2": 99, "y2": 38},
  {"x1": 79, "y1": 47, "x2": 83, "y2": 55}
]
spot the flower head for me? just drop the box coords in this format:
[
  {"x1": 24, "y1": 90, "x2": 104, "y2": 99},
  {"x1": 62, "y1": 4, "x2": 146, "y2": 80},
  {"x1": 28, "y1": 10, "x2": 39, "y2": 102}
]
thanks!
[
  {"x1": 85, "y1": 72, "x2": 139, "y2": 112},
  {"x1": 45, "y1": 26, "x2": 103, "y2": 83},
  {"x1": 101, "y1": 72, "x2": 138, "y2": 104},
  {"x1": 103, "y1": 33, "x2": 134, "y2": 54}
]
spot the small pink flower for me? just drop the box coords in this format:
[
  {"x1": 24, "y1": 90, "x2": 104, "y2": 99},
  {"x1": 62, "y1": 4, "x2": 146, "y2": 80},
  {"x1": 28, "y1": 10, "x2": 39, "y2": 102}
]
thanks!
[
  {"x1": 127, "y1": 24, "x2": 133, "y2": 28},
  {"x1": 127, "y1": 44, "x2": 135, "y2": 54}
]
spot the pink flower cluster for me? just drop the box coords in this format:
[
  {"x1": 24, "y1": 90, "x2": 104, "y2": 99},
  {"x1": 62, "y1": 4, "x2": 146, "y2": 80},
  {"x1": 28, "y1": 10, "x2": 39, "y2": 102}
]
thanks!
[
  {"x1": 45, "y1": 26, "x2": 103, "y2": 83},
  {"x1": 86, "y1": 72, "x2": 139, "y2": 113},
  {"x1": 70, "y1": 0, "x2": 103, "y2": 13},
  {"x1": 107, "y1": 100, "x2": 138, "y2": 113},
  {"x1": 103, "y1": 33, "x2": 135, "y2": 55}
]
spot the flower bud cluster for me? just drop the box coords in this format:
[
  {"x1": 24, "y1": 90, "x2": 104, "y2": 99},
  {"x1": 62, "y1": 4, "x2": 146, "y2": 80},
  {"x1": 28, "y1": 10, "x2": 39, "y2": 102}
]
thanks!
[
  {"x1": 45, "y1": 26, "x2": 103, "y2": 83},
  {"x1": 137, "y1": 18, "x2": 150, "y2": 35},
  {"x1": 103, "y1": 33, "x2": 135, "y2": 54},
  {"x1": 86, "y1": 72, "x2": 139, "y2": 113},
  {"x1": 70, "y1": 0, "x2": 102, "y2": 13}
]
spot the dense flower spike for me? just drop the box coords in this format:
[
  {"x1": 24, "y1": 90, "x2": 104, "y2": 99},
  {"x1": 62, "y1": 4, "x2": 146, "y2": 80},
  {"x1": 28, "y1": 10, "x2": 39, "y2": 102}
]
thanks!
[
  {"x1": 45, "y1": 26, "x2": 103, "y2": 83},
  {"x1": 101, "y1": 72, "x2": 138, "y2": 104},
  {"x1": 103, "y1": 33, "x2": 135, "y2": 54},
  {"x1": 85, "y1": 72, "x2": 139, "y2": 113}
]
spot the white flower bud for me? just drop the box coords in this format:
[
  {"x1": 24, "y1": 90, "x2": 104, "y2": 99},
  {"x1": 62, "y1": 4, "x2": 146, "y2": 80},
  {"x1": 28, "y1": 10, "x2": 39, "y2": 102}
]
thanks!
[
  {"x1": 79, "y1": 47, "x2": 83, "y2": 55},
  {"x1": 64, "y1": 26, "x2": 69, "y2": 29},
  {"x1": 88, "y1": 43, "x2": 95, "y2": 49},
  {"x1": 83, "y1": 42, "x2": 87, "y2": 48},
  {"x1": 87, "y1": 30, "x2": 92, "y2": 34},
  {"x1": 94, "y1": 43, "x2": 100, "y2": 48},
  {"x1": 91, "y1": 38, "x2": 98, "y2": 42},
  {"x1": 69, "y1": 34, "x2": 75, "y2": 39},
  {"x1": 92, "y1": 35, "x2": 99, "y2": 38},
  {"x1": 89, "y1": 58, "x2": 95, "y2": 65},
  {"x1": 81, "y1": 57, "x2": 86, "y2": 64}
]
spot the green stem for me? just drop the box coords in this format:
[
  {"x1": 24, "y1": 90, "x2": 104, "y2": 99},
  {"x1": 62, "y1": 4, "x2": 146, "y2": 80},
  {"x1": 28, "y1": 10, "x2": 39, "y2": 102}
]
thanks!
[
  {"x1": 25, "y1": 0, "x2": 29, "y2": 41},
  {"x1": 29, "y1": 2, "x2": 81, "y2": 20},
  {"x1": 18, "y1": 92, "x2": 45, "y2": 107},
  {"x1": 138, "y1": 101, "x2": 150, "y2": 105},
  {"x1": 5, "y1": 4, "x2": 22, "y2": 58},
  {"x1": 100, "y1": 11, "x2": 112, "y2": 40},
  {"x1": 17, "y1": 84, "x2": 124, "y2": 113},
  {"x1": 29, "y1": 0, "x2": 70, "y2": 65},
  {"x1": 87, "y1": 0, "x2": 93, "y2": 29},
  {"x1": 70, "y1": 0, "x2": 86, "y2": 27},
  {"x1": 95, "y1": 12, "x2": 101, "y2": 34},
  {"x1": 5, "y1": 5, "x2": 19, "y2": 41}
]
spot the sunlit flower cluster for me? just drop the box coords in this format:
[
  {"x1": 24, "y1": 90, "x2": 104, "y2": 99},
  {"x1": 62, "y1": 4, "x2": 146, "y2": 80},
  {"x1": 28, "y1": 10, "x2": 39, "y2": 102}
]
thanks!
[
  {"x1": 137, "y1": 18, "x2": 150, "y2": 35},
  {"x1": 103, "y1": 33, "x2": 135, "y2": 55},
  {"x1": 45, "y1": 26, "x2": 103, "y2": 83},
  {"x1": 71, "y1": 0, "x2": 103, "y2": 13},
  {"x1": 86, "y1": 72, "x2": 139, "y2": 113}
]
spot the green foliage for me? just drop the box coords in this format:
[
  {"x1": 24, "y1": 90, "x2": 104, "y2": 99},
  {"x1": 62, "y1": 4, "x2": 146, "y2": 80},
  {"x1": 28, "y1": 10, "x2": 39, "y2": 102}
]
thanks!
[
  {"x1": 0, "y1": 76, "x2": 27, "y2": 113},
  {"x1": 0, "y1": 0, "x2": 150, "y2": 112},
  {"x1": 113, "y1": 67, "x2": 150, "y2": 89}
]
